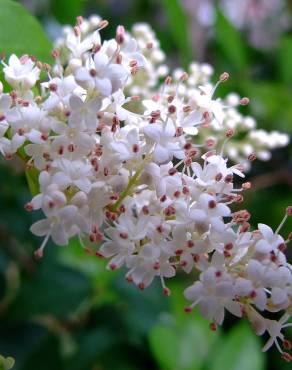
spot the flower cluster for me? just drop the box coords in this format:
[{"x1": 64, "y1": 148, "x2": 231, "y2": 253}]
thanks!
[
  {"x1": 54, "y1": 16, "x2": 289, "y2": 166},
  {"x1": 0, "y1": 16, "x2": 291, "y2": 360}
]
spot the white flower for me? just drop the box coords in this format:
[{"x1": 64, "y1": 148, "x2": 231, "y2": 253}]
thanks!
[
  {"x1": 66, "y1": 29, "x2": 101, "y2": 58},
  {"x1": 190, "y1": 193, "x2": 231, "y2": 231},
  {"x1": 52, "y1": 158, "x2": 92, "y2": 193},
  {"x1": 68, "y1": 94, "x2": 101, "y2": 132},
  {"x1": 107, "y1": 89, "x2": 134, "y2": 121},
  {"x1": 29, "y1": 171, "x2": 66, "y2": 211},
  {"x1": 51, "y1": 117, "x2": 96, "y2": 158},
  {"x1": 30, "y1": 205, "x2": 87, "y2": 246},
  {"x1": 25, "y1": 142, "x2": 51, "y2": 170},
  {"x1": 43, "y1": 76, "x2": 78, "y2": 110},
  {"x1": 7, "y1": 105, "x2": 49, "y2": 150},
  {"x1": 111, "y1": 128, "x2": 144, "y2": 161},
  {"x1": 193, "y1": 85, "x2": 225, "y2": 126},
  {"x1": 261, "y1": 314, "x2": 292, "y2": 353},
  {"x1": 120, "y1": 37, "x2": 147, "y2": 67},
  {"x1": 126, "y1": 243, "x2": 175, "y2": 288},
  {"x1": 0, "y1": 94, "x2": 12, "y2": 125},
  {"x1": 184, "y1": 252, "x2": 242, "y2": 324},
  {"x1": 144, "y1": 119, "x2": 185, "y2": 163},
  {"x1": 75, "y1": 52, "x2": 128, "y2": 96},
  {"x1": 255, "y1": 224, "x2": 285, "y2": 254},
  {"x1": 144, "y1": 162, "x2": 181, "y2": 197},
  {"x1": 3, "y1": 54, "x2": 40, "y2": 90}
]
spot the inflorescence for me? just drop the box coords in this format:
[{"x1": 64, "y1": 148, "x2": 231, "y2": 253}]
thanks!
[{"x1": 0, "y1": 15, "x2": 291, "y2": 360}]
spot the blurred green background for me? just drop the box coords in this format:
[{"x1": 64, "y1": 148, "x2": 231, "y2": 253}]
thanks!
[{"x1": 0, "y1": 0, "x2": 291, "y2": 369}]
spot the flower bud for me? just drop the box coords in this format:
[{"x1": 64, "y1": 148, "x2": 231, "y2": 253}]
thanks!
[{"x1": 116, "y1": 25, "x2": 125, "y2": 44}]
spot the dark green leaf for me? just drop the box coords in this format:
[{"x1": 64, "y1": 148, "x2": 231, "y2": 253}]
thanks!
[
  {"x1": 22, "y1": 334, "x2": 62, "y2": 370},
  {"x1": 64, "y1": 328, "x2": 116, "y2": 370},
  {"x1": 8, "y1": 261, "x2": 91, "y2": 319},
  {"x1": 51, "y1": 0, "x2": 85, "y2": 25}
]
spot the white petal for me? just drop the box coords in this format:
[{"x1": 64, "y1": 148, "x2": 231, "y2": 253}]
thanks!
[
  {"x1": 271, "y1": 287, "x2": 287, "y2": 305},
  {"x1": 258, "y1": 223, "x2": 274, "y2": 240},
  {"x1": 30, "y1": 219, "x2": 50, "y2": 236}
]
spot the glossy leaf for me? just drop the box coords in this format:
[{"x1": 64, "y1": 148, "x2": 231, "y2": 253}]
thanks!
[{"x1": 0, "y1": 0, "x2": 52, "y2": 62}]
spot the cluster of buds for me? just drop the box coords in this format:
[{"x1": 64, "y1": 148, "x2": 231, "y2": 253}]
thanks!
[{"x1": 0, "y1": 16, "x2": 291, "y2": 360}]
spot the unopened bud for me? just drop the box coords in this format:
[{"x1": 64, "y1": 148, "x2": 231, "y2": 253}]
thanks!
[
  {"x1": 286, "y1": 206, "x2": 292, "y2": 216},
  {"x1": 163, "y1": 287, "x2": 171, "y2": 296},
  {"x1": 164, "y1": 76, "x2": 172, "y2": 85},
  {"x1": 34, "y1": 248, "x2": 43, "y2": 259},
  {"x1": 240, "y1": 97, "x2": 249, "y2": 105},
  {"x1": 76, "y1": 16, "x2": 84, "y2": 26},
  {"x1": 98, "y1": 20, "x2": 109, "y2": 30},
  {"x1": 24, "y1": 202, "x2": 33, "y2": 212},
  {"x1": 242, "y1": 182, "x2": 251, "y2": 190},
  {"x1": 73, "y1": 26, "x2": 80, "y2": 37},
  {"x1": 283, "y1": 339, "x2": 292, "y2": 350},
  {"x1": 168, "y1": 105, "x2": 176, "y2": 114},
  {"x1": 220, "y1": 72, "x2": 229, "y2": 82},
  {"x1": 248, "y1": 153, "x2": 256, "y2": 161},
  {"x1": 116, "y1": 25, "x2": 125, "y2": 44},
  {"x1": 180, "y1": 72, "x2": 188, "y2": 82},
  {"x1": 225, "y1": 129, "x2": 234, "y2": 138},
  {"x1": 281, "y1": 352, "x2": 292, "y2": 362},
  {"x1": 209, "y1": 323, "x2": 217, "y2": 331}
]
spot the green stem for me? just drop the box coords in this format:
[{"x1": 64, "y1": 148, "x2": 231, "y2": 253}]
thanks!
[{"x1": 109, "y1": 165, "x2": 144, "y2": 212}]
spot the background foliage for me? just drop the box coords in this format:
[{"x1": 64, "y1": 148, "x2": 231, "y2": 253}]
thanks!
[{"x1": 0, "y1": 0, "x2": 291, "y2": 369}]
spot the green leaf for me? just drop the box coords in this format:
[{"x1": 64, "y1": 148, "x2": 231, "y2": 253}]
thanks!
[
  {"x1": 278, "y1": 36, "x2": 292, "y2": 84},
  {"x1": 242, "y1": 81, "x2": 292, "y2": 132},
  {"x1": 149, "y1": 318, "x2": 217, "y2": 370},
  {"x1": 215, "y1": 10, "x2": 248, "y2": 72},
  {"x1": 25, "y1": 167, "x2": 40, "y2": 197},
  {"x1": 64, "y1": 328, "x2": 116, "y2": 370},
  {"x1": 161, "y1": 0, "x2": 192, "y2": 67},
  {"x1": 22, "y1": 333, "x2": 62, "y2": 370},
  {"x1": 51, "y1": 0, "x2": 85, "y2": 24},
  {"x1": 0, "y1": 0, "x2": 52, "y2": 63},
  {"x1": 8, "y1": 261, "x2": 92, "y2": 319},
  {"x1": 207, "y1": 322, "x2": 265, "y2": 370},
  {"x1": 149, "y1": 282, "x2": 218, "y2": 370}
]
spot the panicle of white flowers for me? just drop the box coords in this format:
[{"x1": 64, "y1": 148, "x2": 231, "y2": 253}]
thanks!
[
  {"x1": 0, "y1": 16, "x2": 291, "y2": 360},
  {"x1": 53, "y1": 18, "x2": 289, "y2": 166}
]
